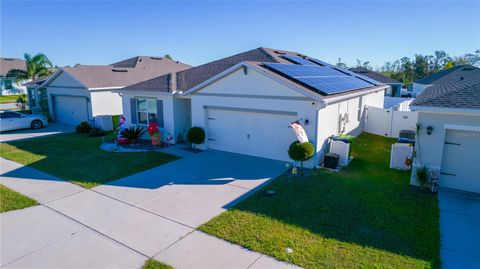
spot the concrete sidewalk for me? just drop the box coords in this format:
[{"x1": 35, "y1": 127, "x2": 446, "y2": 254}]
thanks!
[{"x1": 1, "y1": 154, "x2": 300, "y2": 269}]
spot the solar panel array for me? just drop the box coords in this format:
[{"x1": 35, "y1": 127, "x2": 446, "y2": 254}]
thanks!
[{"x1": 264, "y1": 63, "x2": 376, "y2": 95}]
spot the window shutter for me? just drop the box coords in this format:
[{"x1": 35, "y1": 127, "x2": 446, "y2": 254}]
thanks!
[
  {"x1": 156, "y1": 100, "x2": 164, "y2": 128},
  {"x1": 130, "y1": 98, "x2": 137, "y2": 124}
]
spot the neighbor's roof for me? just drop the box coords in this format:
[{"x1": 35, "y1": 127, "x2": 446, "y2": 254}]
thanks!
[
  {"x1": 412, "y1": 72, "x2": 480, "y2": 109},
  {"x1": 122, "y1": 47, "x2": 305, "y2": 92},
  {"x1": 349, "y1": 67, "x2": 401, "y2": 84},
  {"x1": 53, "y1": 56, "x2": 191, "y2": 89},
  {"x1": 0, "y1": 58, "x2": 26, "y2": 76},
  {"x1": 23, "y1": 76, "x2": 49, "y2": 86},
  {"x1": 413, "y1": 65, "x2": 478, "y2": 85}
]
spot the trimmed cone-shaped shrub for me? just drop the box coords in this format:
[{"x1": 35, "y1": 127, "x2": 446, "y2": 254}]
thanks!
[
  {"x1": 288, "y1": 141, "x2": 314, "y2": 169},
  {"x1": 187, "y1": 127, "x2": 205, "y2": 149}
]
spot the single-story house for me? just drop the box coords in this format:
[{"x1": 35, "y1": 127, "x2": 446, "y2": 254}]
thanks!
[
  {"x1": 0, "y1": 58, "x2": 27, "y2": 95},
  {"x1": 350, "y1": 67, "x2": 403, "y2": 97},
  {"x1": 40, "y1": 56, "x2": 191, "y2": 125},
  {"x1": 410, "y1": 68, "x2": 480, "y2": 193},
  {"x1": 412, "y1": 64, "x2": 477, "y2": 97},
  {"x1": 118, "y1": 48, "x2": 388, "y2": 167}
]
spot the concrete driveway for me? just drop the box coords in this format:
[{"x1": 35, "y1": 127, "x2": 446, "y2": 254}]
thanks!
[
  {"x1": 439, "y1": 190, "x2": 480, "y2": 268},
  {"x1": 1, "y1": 152, "x2": 298, "y2": 269},
  {"x1": 0, "y1": 123, "x2": 73, "y2": 142}
]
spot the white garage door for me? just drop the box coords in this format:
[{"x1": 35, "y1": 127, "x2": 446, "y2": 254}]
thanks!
[
  {"x1": 54, "y1": 95, "x2": 89, "y2": 125},
  {"x1": 206, "y1": 108, "x2": 298, "y2": 162},
  {"x1": 440, "y1": 129, "x2": 480, "y2": 193}
]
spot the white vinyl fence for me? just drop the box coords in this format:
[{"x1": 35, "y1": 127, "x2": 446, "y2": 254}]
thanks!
[{"x1": 364, "y1": 105, "x2": 418, "y2": 138}]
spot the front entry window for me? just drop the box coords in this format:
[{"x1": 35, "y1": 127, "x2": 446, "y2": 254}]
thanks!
[{"x1": 137, "y1": 98, "x2": 157, "y2": 124}]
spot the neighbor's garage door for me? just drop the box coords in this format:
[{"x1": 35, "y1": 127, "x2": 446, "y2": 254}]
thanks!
[
  {"x1": 54, "y1": 95, "x2": 89, "y2": 125},
  {"x1": 440, "y1": 129, "x2": 480, "y2": 193},
  {"x1": 206, "y1": 108, "x2": 297, "y2": 161}
]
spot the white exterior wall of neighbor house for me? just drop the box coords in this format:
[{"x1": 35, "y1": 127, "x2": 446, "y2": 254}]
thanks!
[
  {"x1": 121, "y1": 92, "x2": 186, "y2": 143},
  {"x1": 410, "y1": 110, "x2": 480, "y2": 187}
]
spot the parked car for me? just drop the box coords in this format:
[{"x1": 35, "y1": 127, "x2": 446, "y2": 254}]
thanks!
[{"x1": 0, "y1": 110, "x2": 48, "y2": 131}]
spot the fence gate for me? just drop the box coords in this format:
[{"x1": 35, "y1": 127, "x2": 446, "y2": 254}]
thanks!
[{"x1": 365, "y1": 105, "x2": 418, "y2": 138}]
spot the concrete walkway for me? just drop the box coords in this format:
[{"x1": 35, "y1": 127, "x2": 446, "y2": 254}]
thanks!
[
  {"x1": 1, "y1": 153, "x2": 300, "y2": 269},
  {"x1": 0, "y1": 123, "x2": 74, "y2": 142},
  {"x1": 439, "y1": 189, "x2": 480, "y2": 268}
]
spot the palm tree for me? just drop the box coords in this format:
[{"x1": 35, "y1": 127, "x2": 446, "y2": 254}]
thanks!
[{"x1": 7, "y1": 53, "x2": 53, "y2": 82}]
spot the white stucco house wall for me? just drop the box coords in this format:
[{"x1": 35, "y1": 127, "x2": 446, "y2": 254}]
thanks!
[
  {"x1": 40, "y1": 56, "x2": 190, "y2": 125},
  {"x1": 0, "y1": 58, "x2": 28, "y2": 96},
  {"x1": 184, "y1": 61, "x2": 386, "y2": 167},
  {"x1": 410, "y1": 73, "x2": 480, "y2": 194}
]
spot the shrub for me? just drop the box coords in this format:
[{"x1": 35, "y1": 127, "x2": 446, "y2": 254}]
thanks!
[
  {"x1": 75, "y1": 121, "x2": 92, "y2": 133},
  {"x1": 187, "y1": 127, "x2": 205, "y2": 149},
  {"x1": 416, "y1": 165, "x2": 428, "y2": 188},
  {"x1": 288, "y1": 141, "x2": 314, "y2": 169},
  {"x1": 89, "y1": 127, "x2": 105, "y2": 137},
  {"x1": 120, "y1": 126, "x2": 145, "y2": 143}
]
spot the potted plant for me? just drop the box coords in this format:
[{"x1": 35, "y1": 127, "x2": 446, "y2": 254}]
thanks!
[
  {"x1": 147, "y1": 121, "x2": 161, "y2": 146},
  {"x1": 187, "y1": 127, "x2": 205, "y2": 151},
  {"x1": 288, "y1": 141, "x2": 314, "y2": 176},
  {"x1": 120, "y1": 126, "x2": 145, "y2": 145}
]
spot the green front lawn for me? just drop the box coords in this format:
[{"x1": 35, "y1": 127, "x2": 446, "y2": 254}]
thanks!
[
  {"x1": 0, "y1": 94, "x2": 20, "y2": 104},
  {"x1": 1, "y1": 184, "x2": 38, "y2": 212},
  {"x1": 142, "y1": 259, "x2": 173, "y2": 269},
  {"x1": 200, "y1": 133, "x2": 440, "y2": 268},
  {"x1": 0, "y1": 133, "x2": 180, "y2": 188}
]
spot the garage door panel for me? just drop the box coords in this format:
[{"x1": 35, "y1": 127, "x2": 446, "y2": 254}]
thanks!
[
  {"x1": 55, "y1": 96, "x2": 89, "y2": 125},
  {"x1": 206, "y1": 109, "x2": 297, "y2": 162},
  {"x1": 440, "y1": 130, "x2": 480, "y2": 193}
]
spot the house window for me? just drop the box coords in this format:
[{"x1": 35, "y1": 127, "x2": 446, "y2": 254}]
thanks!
[
  {"x1": 137, "y1": 98, "x2": 157, "y2": 125},
  {"x1": 4, "y1": 80, "x2": 12, "y2": 90}
]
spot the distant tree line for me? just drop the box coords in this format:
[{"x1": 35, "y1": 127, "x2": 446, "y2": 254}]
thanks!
[{"x1": 335, "y1": 50, "x2": 480, "y2": 86}]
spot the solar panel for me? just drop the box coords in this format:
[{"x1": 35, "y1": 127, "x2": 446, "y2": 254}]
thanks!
[
  {"x1": 264, "y1": 63, "x2": 375, "y2": 95},
  {"x1": 281, "y1": 55, "x2": 316, "y2": 65}
]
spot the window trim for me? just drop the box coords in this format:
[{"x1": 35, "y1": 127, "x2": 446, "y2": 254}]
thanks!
[{"x1": 136, "y1": 97, "x2": 158, "y2": 126}]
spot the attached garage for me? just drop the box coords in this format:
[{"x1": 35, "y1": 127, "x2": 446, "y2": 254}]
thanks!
[
  {"x1": 53, "y1": 95, "x2": 89, "y2": 125},
  {"x1": 186, "y1": 61, "x2": 386, "y2": 168},
  {"x1": 206, "y1": 107, "x2": 297, "y2": 162},
  {"x1": 440, "y1": 129, "x2": 480, "y2": 193}
]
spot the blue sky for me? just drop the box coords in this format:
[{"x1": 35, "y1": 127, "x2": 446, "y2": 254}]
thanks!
[{"x1": 1, "y1": 1, "x2": 479, "y2": 68}]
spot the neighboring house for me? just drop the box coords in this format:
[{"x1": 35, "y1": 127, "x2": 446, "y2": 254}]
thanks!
[
  {"x1": 40, "y1": 56, "x2": 191, "y2": 125},
  {"x1": 0, "y1": 58, "x2": 27, "y2": 95},
  {"x1": 350, "y1": 67, "x2": 403, "y2": 97},
  {"x1": 23, "y1": 77, "x2": 49, "y2": 114},
  {"x1": 410, "y1": 73, "x2": 480, "y2": 193},
  {"x1": 118, "y1": 48, "x2": 387, "y2": 167},
  {"x1": 411, "y1": 64, "x2": 477, "y2": 97}
]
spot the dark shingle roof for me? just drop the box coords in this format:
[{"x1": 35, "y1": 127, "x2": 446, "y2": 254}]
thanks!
[
  {"x1": 58, "y1": 56, "x2": 191, "y2": 88},
  {"x1": 412, "y1": 74, "x2": 480, "y2": 109},
  {"x1": 349, "y1": 67, "x2": 401, "y2": 84},
  {"x1": 0, "y1": 58, "x2": 26, "y2": 76},
  {"x1": 413, "y1": 65, "x2": 477, "y2": 85},
  {"x1": 123, "y1": 47, "x2": 301, "y2": 92}
]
